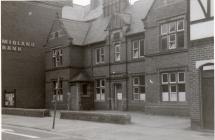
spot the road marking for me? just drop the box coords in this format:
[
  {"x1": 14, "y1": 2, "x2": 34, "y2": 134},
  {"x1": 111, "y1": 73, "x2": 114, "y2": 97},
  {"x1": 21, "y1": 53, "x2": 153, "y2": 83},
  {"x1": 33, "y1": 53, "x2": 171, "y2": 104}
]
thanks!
[
  {"x1": 2, "y1": 129, "x2": 40, "y2": 139},
  {"x1": 2, "y1": 129, "x2": 14, "y2": 132}
]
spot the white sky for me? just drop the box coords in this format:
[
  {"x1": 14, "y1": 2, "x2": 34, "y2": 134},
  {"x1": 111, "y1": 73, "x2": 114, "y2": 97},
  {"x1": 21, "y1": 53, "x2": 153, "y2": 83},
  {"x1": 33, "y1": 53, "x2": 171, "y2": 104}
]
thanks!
[{"x1": 73, "y1": 0, "x2": 140, "y2": 6}]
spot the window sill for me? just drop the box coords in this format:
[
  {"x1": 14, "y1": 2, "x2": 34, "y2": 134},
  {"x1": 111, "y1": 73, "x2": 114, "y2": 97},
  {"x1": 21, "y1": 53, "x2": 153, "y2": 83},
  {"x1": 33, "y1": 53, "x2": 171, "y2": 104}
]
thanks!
[
  {"x1": 145, "y1": 48, "x2": 188, "y2": 57},
  {"x1": 130, "y1": 100, "x2": 145, "y2": 103},
  {"x1": 159, "y1": 48, "x2": 188, "y2": 55},
  {"x1": 94, "y1": 100, "x2": 106, "y2": 103},
  {"x1": 128, "y1": 57, "x2": 145, "y2": 63},
  {"x1": 158, "y1": 101, "x2": 188, "y2": 106}
]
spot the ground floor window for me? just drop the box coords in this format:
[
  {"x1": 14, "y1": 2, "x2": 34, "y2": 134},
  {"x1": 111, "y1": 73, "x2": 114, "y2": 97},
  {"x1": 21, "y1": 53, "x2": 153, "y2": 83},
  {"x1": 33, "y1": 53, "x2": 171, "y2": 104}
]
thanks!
[
  {"x1": 161, "y1": 72, "x2": 186, "y2": 102},
  {"x1": 52, "y1": 80, "x2": 63, "y2": 102},
  {"x1": 132, "y1": 76, "x2": 145, "y2": 101},
  {"x1": 96, "y1": 79, "x2": 105, "y2": 101}
]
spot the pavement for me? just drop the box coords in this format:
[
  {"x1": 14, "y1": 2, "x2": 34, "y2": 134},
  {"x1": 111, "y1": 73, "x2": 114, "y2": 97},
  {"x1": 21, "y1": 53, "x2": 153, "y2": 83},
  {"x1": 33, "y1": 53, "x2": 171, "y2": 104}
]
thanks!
[{"x1": 2, "y1": 111, "x2": 214, "y2": 140}]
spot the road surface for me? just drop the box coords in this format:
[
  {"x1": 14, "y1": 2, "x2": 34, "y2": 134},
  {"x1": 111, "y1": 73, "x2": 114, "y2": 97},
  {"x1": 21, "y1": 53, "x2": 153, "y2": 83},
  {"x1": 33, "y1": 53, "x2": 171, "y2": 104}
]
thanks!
[{"x1": 2, "y1": 125, "x2": 85, "y2": 140}]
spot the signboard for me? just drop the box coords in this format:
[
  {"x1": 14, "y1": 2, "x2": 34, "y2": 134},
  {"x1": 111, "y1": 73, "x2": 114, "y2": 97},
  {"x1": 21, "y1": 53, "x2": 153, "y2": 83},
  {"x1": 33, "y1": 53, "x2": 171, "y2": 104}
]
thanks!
[
  {"x1": 4, "y1": 90, "x2": 16, "y2": 107},
  {"x1": 2, "y1": 39, "x2": 35, "y2": 52},
  {"x1": 117, "y1": 93, "x2": 122, "y2": 100}
]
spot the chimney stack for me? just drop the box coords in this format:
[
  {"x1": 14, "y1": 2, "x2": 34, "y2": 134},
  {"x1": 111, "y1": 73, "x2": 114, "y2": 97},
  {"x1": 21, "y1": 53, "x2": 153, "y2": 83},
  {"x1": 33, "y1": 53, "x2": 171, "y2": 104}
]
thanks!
[
  {"x1": 103, "y1": 0, "x2": 129, "y2": 17},
  {"x1": 90, "y1": 0, "x2": 100, "y2": 9}
]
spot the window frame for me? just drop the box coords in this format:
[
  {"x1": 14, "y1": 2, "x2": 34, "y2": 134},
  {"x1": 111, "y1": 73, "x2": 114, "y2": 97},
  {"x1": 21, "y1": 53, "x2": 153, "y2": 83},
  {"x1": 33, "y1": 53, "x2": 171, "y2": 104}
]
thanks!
[
  {"x1": 132, "y1": 39, "x2": 145, "y2": 59},
  {"x1": 161, "y1": 72, "x2": 186, "y2": 102},
  {"x1": 95, "y1": 79, "x2": 105, "y2": 101},
  {"x1": 132, "y1": 76, "x2": 145, "y2": 101},
  {"x1": 52, "y1": 79, "x2": 63, "y2": 102},
  {"x1": 177, "y1": 20, "x2": 184, "y2": 32},
  {"x1": 52, "y1": 48, "x2": 63, "y2": 67},
  {"x1": 114, "y1": 43, "x2": 121, "y2": 62},
  {"x1": 95, "y1": 47, "x2": 105, "y2": 64},
  {"x1": 178, "y1": 72, "x2": 185, "y2": 83},
  {"x1": 160, "y1": 19, "x2": 185, "y2": 51}
]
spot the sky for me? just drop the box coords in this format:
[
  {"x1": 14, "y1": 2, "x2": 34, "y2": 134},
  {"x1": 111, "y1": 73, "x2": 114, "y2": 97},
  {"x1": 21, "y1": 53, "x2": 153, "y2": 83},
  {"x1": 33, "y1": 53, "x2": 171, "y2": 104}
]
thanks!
[{"x1": 73, "y1": 0, "x2": 139, "y2": 6}]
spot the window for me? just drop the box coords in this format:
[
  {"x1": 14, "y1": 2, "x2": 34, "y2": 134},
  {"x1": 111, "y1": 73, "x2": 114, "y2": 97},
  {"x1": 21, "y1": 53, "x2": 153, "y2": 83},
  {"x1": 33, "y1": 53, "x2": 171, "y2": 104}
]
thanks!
[
  {"x1": 113, "y1": 32, "x2": 120, "y2": 41},
  {"x1": 52, "y1": 80, "x2": 63, "y2": 102},
  {"x1": 49, "y1": 30, "x2": 64, "y2": 40},
  {"x1": 96, "y1": 79, "x2": 105, "y2": 101},
  {"x1": 52, "y1": 49, "x2": 63, "y2": 67},
  {"x1": 160, "y1": 19, "x2": 185, "y2": 50},
  {"x1": 133, "y1": 76, "x2": 145, "y2": 101},
  {"x1": 114, "y1": 43, "x2": 121, "y2": 61},
  {"x1": 95, "y1": 47, "x2": 105, "y2": 64},
  {"x1": 132, "y1": 39, "x2": 144, "y2": 59},
  {"x1": 161, "y1": 72, "x2": 186, "y2": 102},
  {"x1": 54, "y1": 32, "x2": 59, "y2": 38}
]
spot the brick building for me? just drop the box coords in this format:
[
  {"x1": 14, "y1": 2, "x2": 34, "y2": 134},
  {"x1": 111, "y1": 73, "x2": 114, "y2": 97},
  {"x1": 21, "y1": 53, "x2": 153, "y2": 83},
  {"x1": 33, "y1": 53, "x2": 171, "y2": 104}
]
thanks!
[
  {"x1": 188, "y1": 0, "x2": 214, "y2": 130},
  {"x1": 45, "y1": 0, "x2": 193, "y2": 116},
  {"x1": 1, "y1": 1, "x2": 72, "y2": 108}
]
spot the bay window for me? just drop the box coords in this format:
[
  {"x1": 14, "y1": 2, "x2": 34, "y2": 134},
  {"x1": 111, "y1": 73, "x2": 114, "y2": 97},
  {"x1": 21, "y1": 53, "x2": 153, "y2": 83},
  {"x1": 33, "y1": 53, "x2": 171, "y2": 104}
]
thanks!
[
  {"x1": 52, "y1": 80, "x2": 63, "y2": 102},
  {"x1": 52, "y1": 48, "x2": 63, "y2": 67}
]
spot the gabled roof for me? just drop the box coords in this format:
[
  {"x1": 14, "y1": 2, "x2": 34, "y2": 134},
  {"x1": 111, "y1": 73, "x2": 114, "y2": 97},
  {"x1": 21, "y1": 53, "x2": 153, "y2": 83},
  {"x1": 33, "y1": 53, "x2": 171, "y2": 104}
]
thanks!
[
  {"x1": 84, "y1": 16, "x2": 111, "y2": 45},
  {"x1": 61, "y1": 19, "x2": 90, "y2": 45},
  {"x1": 125, "y1": 0, "x2": 155, "y2": 35},
  {"x1": 59, "y1": 0, "x2": 155, "y2": 45}
]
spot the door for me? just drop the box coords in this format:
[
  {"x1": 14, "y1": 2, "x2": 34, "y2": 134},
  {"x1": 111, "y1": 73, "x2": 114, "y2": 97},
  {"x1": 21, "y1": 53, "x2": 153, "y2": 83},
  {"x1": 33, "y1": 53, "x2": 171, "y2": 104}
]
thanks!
[
  {"x1": 202, "y1": 69, "x2": 214, "y2": 129},
  {"x1": 80, "y1": 83, "x2": 94, "y2": 110},
  {"x1": 113, "y1": 83, "x2": 123, "y2": 110}
]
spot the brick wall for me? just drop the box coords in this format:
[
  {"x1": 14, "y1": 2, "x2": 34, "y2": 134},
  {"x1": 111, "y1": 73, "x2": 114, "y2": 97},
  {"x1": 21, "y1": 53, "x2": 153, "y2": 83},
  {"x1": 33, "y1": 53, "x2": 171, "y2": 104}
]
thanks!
[
  {"x1": 188, "y1": 38, "x2": 214, "y2": 129},
  {"x1": 2, "y1": 1, "x2": 62, "y2": 108}
]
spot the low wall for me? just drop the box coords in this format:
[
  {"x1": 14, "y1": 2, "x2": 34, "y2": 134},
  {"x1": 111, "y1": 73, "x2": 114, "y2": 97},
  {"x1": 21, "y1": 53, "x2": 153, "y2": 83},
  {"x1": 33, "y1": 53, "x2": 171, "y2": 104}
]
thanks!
[
  {"x1": 2, "y1": 108, "x2": 50, "y2": 117},
  {"x1": 145, "y1": 104, "x2": 190, "y2": 116},
  {"x1": 60, "y1": 111, "x2": 131, "y2": 124}
]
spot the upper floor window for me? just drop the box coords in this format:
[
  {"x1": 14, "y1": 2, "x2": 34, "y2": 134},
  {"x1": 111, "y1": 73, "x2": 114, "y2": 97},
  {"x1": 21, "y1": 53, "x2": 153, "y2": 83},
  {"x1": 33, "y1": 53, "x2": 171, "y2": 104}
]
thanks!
[
  {"x1": 52, "y1": 79, "x2": 63, "y2": 102},
  {"x1": 161, "y1": 72, "x2": 186, "y2": 102},
  {"x1": 52, "y1": 48, "x2": 63, "y2": 67},
  {"x1": 95, "y1": 47, "x2": 104, "y2": 64},
  {"x1": 133, "y1": 76, "x2": 145, "y2": 101},
  {"x1": 114, "y1": 43, "x2": 121, "y2": 62},
  {"x1": 96, "y1": 79, "x2": 105, "y2": 101},
  {"x1": 49, "y1": 29, "x2": 64, "y2": 40},
  {"x1": 113, "y1": 32, "x2": 120, "y2": 41},
  {"x1": 132, "y1": 39, "x2": 144, "y2": 59},
  {"x1": 161, "y1": 20, "x2": 184, "y2": 50}
]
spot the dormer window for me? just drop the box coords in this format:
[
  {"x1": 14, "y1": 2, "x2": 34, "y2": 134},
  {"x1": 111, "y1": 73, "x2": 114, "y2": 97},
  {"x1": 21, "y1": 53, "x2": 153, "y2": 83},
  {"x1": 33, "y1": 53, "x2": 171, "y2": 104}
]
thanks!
[
  {"x1": 113, "y1": 32, "x2": 120, "y2": 41},
  {"x1": 54, "y1": 32, "x2": 59, "y2": 38}
]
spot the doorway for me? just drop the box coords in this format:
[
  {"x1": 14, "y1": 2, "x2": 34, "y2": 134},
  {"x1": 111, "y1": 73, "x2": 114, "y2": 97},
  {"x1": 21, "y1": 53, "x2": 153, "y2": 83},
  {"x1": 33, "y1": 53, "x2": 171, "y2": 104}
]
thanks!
[
  {"x1": 113, "y1": 83, "x2": 123, "y2": 110},
  {"x1": 202, "y1": 65, "x2": 214, "y2": 129}
]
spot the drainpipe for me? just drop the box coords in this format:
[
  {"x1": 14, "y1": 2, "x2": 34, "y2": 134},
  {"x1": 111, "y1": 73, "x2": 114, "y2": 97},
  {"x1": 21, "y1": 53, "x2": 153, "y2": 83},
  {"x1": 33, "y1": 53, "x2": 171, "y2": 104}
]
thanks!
[
  {"x1": 125, "y1": 31, "x2": 128, "y2": 111},
  {"x1": 108, "y1": 29, "x2": 112, "y2": 110},
  {"x1": 90, "y1": 44, "x2": 95, "y2": 109}
]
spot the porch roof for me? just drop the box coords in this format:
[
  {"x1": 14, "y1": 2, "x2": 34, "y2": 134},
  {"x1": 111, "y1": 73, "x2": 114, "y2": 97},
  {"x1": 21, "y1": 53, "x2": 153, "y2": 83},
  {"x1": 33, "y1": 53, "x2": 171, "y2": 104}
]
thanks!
[{"x1": 70, "y1": 72, "x2": 92, "y2": 82}]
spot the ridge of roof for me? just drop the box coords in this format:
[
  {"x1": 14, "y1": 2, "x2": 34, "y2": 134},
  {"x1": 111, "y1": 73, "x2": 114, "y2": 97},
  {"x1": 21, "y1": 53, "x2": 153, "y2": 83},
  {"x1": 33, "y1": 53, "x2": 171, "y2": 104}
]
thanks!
[{"x1": 60, "y1": 0, "x2": 155, "y2": 45}]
